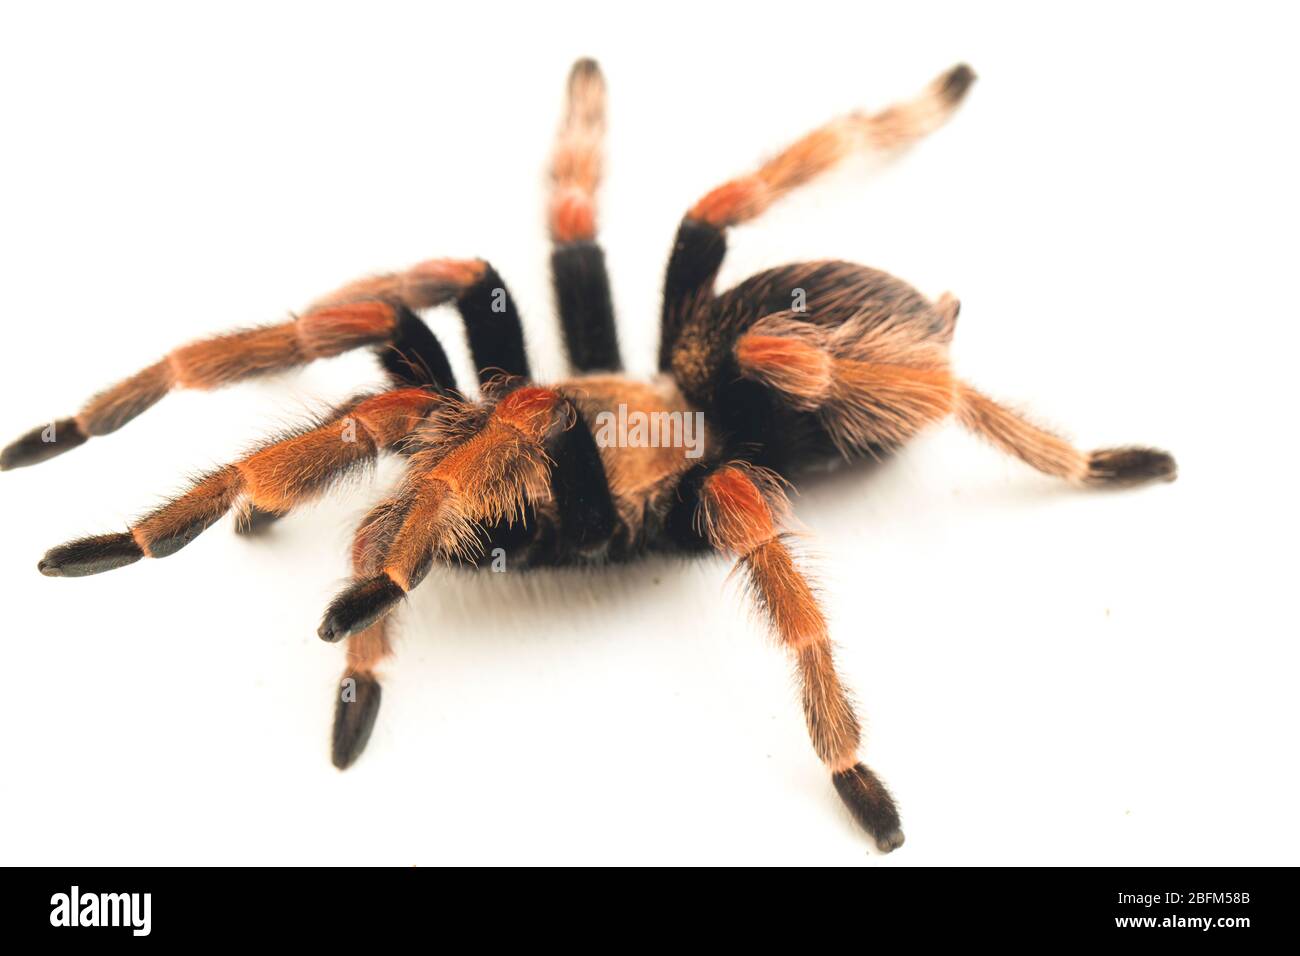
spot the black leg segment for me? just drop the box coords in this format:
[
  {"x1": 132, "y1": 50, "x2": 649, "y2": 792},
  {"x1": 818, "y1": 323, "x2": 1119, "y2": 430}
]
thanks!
[
  {"x1": 552, "y1": 240, "x2": 621, "y2": 372},
  {"x1": 455, "y1": 263, "x2": 530, "y2": 383},
  {"x1": 380, "y1": 304, "x2": 459, "y2": 393},
  {"x1": 659, "y1": 218, "x2": 727, "y2": 370}
]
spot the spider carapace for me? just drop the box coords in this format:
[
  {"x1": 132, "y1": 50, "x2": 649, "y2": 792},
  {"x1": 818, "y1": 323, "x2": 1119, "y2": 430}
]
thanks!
[{"x1": 3, "y1": 60, "x2": 1175, "y2": 852}]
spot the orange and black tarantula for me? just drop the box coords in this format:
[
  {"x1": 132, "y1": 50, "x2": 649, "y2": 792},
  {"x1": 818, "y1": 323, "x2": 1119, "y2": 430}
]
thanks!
[{"x1": 3, "y1": 60, "x2": 1174, "y2": 852}]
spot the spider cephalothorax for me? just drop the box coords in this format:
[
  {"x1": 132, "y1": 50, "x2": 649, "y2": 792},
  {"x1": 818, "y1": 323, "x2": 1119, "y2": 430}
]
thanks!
[{"x1": 2, "y1": 59, "x2": 1175, "y2": 853}]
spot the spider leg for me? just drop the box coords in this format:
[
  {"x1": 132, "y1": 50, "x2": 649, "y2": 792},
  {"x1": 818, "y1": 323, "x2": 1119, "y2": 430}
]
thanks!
[
  {"x1": 732, "y1": 315, "x2": 1176, "y2": 484},
  {"x1": 312, "y1": 257, "x2": 530, "y2": 384},
  {"x1": 549, "y1": 58, "x2": 621, "y2": 373},
  {"x1": 692, "y1": 461, "x2": 903, "y2": 852},
  {"x1": 660, "y1": 63, "x2": 975, "y2": 370},
  {"x1": 329, "y1": 382, "x2": 618, "y2": 766},
  {"x1": 36, "y1": 388, "x2": 440, "y2": 577},
  {"x1": 332, "y1": 500, "x2": 396, "y2": 769},
  {"x1": 314, "y1": 257, "x2": 527, "y2": 385},
  {"x1": 1, "y1": 257, "x2": 524, "y2": 469},
  {"x1": 952, "y1": 384, "x2": 1177, "y2": 486},
  {"x1": 317, "y1": 385, "x2": 569, "y2": 642},
  {"x1": 241, "y1": 307, "x2": 466, "y2": 542},
  {"x1": 733, "y1": 305, "x2": 956, "y2": 455}
]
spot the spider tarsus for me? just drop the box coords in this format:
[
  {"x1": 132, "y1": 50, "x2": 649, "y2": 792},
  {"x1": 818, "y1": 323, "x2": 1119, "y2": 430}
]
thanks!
[
  {"x1": 1086, "y1": 447, "x2": 1178, "y2": 487},
  {"x1": 1, "y1": 418, "x2": 87, "y2": 471},
  {"x1": 332, "y1": 672, "x2": 382, "y2": 770},
  {"x1": 938, "y1": 63, "x2": 977, "y2": 107},
  {"x1": 234, "y1": 505, "x2": 285, "y2": 536},
  {"x1": 318, "y1": 574, "x2": 405, "y2": 643},
  {"x1": 569, "y1": 56, "x2": 602, "y2": 83},
  {"x1": 38, "y1": 532, "x2": 143, "y2": 577},
  {"x1": 874, "y1": 826, "x2": 907, "y2": 854},
  {"x1": 832, "y1": 762, "x2": 905, "y2": 854}
]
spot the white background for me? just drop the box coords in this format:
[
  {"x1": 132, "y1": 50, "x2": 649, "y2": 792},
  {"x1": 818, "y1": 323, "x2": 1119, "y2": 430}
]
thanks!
[{"x1": 1, "y1": 1, "x2": 1296, "y2": 866}]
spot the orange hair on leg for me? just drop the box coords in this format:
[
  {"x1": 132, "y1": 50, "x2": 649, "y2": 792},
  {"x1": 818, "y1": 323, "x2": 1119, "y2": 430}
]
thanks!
[
  {"x1": 734, "y1": 333, "x2": 834, "y2": 409},
  {"x1": 319, "y1": 388, "x2": 566, "y2": 643},
  {"x1": 955, "y1": 382, "x2": 1177, "y2": 486},
  {"x1": 549, "y1": 58, "x2": 606, "y2": 243},
  {"x1": 698, "y1": 465, "x2": 856, "y2": 764},
  {"x1": 307, "y1": 258, "x2": 487, "y2": 311},
  {"x1": 698, "y1": 463, "x2": 903, "y2": 850},
  {"x1": 954, "y1": 383, "x2": 1087, "y2": 481},
  {"x1": 132, "y1": 466, "x2": 245, "y2": 558},
  {"x1": 147, "y1": 387, "x2": 437, "y2": 551},
  {"x1": 38, "y1": 388, "x2": 435, "y2": 577},
  {"x1": 735, "y1": 313, "x2": 955, "y2": 455},
  {"x1": 344, "y1": 515, "x2": 393, "y2": 678},
  {"x1": 689, "y1": 64, "x2": 975, "y2": 228},
  {"x1": 58, "y1": 301, "x2": 400, "y2": 444},
  {"x1": 234, "y1": 387, "x2": 439, "y2": 516},
  {"x1": 5, "y1": 257, "x2": 487, "y2": 468}
]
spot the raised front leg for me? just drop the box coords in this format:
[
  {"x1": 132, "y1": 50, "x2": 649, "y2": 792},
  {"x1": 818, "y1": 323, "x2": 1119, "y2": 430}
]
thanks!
[{"x1": 660, "y1": 63, "x2": 976, "y2": 370}]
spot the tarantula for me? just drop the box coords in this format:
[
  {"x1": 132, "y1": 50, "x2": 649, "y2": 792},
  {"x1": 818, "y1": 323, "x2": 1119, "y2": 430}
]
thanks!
[{"x1": 3, "y1": 59, "x2": 1175, "y2": 852}]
